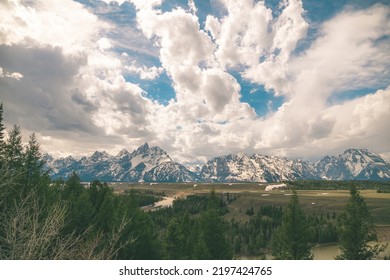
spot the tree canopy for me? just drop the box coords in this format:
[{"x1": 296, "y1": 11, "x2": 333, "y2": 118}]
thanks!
[
  {"x1": 336, "y1": 187, "x2": 386, "y2": 260},
  {"x1": 272, "y1": 190, "x2": 313, "y2": 260}
]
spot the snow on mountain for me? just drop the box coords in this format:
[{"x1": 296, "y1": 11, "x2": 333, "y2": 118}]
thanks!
[
  {"x1": 185, "y1": 164, "x2": 203, "y2": 177},
  {"x1": 129, "y1": 143, "x2": 172, "y2": 175},
  {"x1": 315, "y1": 149, "x2": 390, "y2": 180},
  {"x1": 46, "y1": 143, "x2": 198, "y2": 182},
  {"x1": 144, "y1": 162, "x2": 200, "y2": 182},
  {"x1": 44, "y1": 154, "x2": 78, "y2": 175},
  {"x1": 45, "y1": 147, "x2": 390, "y2": 183},
  {"x1": 200, "y1": 153, "x2": 317, "y2": 182}
]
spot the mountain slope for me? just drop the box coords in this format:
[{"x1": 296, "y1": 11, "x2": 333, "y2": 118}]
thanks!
[
  {"x1": 45, "y1": 143, "x2": 199, "y2": 182},
  {"x1": 45, "y1": 147, "x2": 390, "y2": 182},
  {"x1": 315, "y1": 149, "x2": 390, "y2": 180},
  {"x1": 200, "y1": 153, "x2": 318, "y2": 182}
]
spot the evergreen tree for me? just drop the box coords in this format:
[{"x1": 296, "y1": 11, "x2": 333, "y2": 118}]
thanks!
[
  {"x1": 165, "y1": 217, "x2": 186, "y2": 259},
  {"x1": 4, "y1": 125, "x2": 24, "y2": 171},
  {"x1": 0, "y1": 102, "x2": 5, "y2": 162},
  {"x1": 192, "y1": 230, "x2": 211, "y2": 259},
  {"x1": 272, "y1": 190, "x2": 313, "y2": 260},
  {"x1": 2, "y1": 125, "x2": 26, "y2": 202},
  {"x1": 62, "y1": 171, "x2": 84, "y2": 199},
  {"x1": 164, "y1": 212, "x2": 196, "y2": 259},
  {"x1": 24, "y1": 133, "x2": 46, "y2": 187},
  {"x1": 336, "y1": 187, "x2": 386, "y2": 260},
  {"x1": 199, "y1": 191, "x2": 233, "y2": 259},
  {"x1": 88, "y1": 180, "x2": 112, "y2": 212}
]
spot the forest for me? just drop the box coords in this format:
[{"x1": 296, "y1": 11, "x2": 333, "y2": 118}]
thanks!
[{"x1": 0, "y1": 102, "x2": 388, "y2": 260}]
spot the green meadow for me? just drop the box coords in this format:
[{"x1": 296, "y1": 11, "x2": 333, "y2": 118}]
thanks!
[{"x1": 110, "y1": 181, "x2": 390, "y2": 259}]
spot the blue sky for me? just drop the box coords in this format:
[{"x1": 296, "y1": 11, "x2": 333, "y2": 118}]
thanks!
[
  {"x1": 0, "y1": 0, "x2": 389, "y2": 164},
  {"x1": 74, "y1": 0, "x2": 389, "y2": 116}
]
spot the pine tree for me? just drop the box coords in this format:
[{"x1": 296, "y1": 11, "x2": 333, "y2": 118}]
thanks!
[
  {"x1": 4, "y1": 125, "x2": 24, "y2": 173},
  {"x1": 166, "y1": 217, "x2": 186, "y2": 259},
  {"x1": 24, "y1": 133, "x2": 45, "y2": 187},
  {"x1": 0, "y1": 102, "x2": 5, "y2": 161},
  {"x1": 336, "y1": 187, "x2": 386, "y2": 260},
  {"x1": 199, "y1": 190, "x2": 233, "y2": 260},
  {"x1": 272, "y1": 190, "x2": 313, "y2": 260},
  {"x1": 63, "y1": 171, "x2": 84, "y2": 199}
]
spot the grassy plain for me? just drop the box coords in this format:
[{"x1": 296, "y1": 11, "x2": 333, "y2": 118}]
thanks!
[
  {"x1": 110, "y1": 182, "x2": 390, "y2": 259},
  {"x1": 110, "y1": 182, "x2": 390, "y2": 223}
]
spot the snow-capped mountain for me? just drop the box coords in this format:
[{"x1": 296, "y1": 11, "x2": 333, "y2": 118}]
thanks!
[
  {"x1": 200, "y1": 153, "x2": 318, "y2": 182},
  {"x1": 45, "y1": 147, "x2": 390, "y2": 182},
  {"x1": 315, "y1": 149, "x2": 390, "y2": 180},
  {"x1": 144, "y1": 162, "x2": 199, "y2": 182},
  {"x1": 45, "y1": 143, "x2": 199, "y2": 182},
  {"x1": 200, "y1": 148, "x2": 390, "y2": 182},
  {"x1": 44, "y1": 154, "x2": 78, "y2": 175}
]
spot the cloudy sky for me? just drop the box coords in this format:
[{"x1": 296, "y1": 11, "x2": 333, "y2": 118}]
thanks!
[{"x1": 0, "y1": 0, "x2": 389, "y2": 165}]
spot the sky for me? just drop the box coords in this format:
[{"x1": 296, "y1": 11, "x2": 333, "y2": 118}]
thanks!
[{"x1": 0, "y1": 0, "x2": 390, "y2": 166}]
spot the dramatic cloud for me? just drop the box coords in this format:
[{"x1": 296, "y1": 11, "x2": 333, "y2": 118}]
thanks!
[
  {"x1": 125, "y1": 59, "x2": 164, "y2": 80},
  {"x1": 205, "y1": 0, "x2": 308, "y2": 94},
  {"x1": 0, "y1": 0, "x2": 161, "y2": 155},
  {"x1": 0, "y1": 0, "x2": 389, "y2": 164},
  {"x1": 253, "y1": 3, "x2": 390, "y2": 159}
]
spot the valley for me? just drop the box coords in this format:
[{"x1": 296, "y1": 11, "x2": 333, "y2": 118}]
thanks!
[
  {"x1": 109, "y1": 181, "x2": 390, "y2": 259},
  {"x1": 110, "y1": 181, "x2": 390, "y2": 224}
]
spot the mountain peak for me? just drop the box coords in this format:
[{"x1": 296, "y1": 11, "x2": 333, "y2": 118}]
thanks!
[
  {"x1": 236, "y1": 152, "x2": 248, "y2": 158},
  {"x1": 65, "y1": 155, "x2": 75, "y2": 161},
  {"x1": 134, "y1": 142, "x2": 150, "y2": 154},
  {"x1": 92, "y1": 150, "x2": 108, "y2": 156},
  {"x1": 116, "y1": 149, "x2": 130, "y2": 158},
  {"x1": 46, "y1": 147, "x2": 390, "y2": 182},
  {"x1": 91, "y1": 151, "x2": 109, "y2": 161},
  {"x1": 342, "y1": 148, "x2": 385, "y2": 163},
  {"x1": 317, "y1": 148, "x2": 388, "y2": 180},
  {"x1": 43, "y1": 153, "x2": 54, "y2": 162},
  {"x1": 344, "y1": 148, "x2": 368, "y2": 155},
  {"x1": 141, "y1": 142, "x2": 149, "y2": 149}
]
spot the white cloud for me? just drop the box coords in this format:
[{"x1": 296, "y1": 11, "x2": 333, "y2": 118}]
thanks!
[
  {"x1": 97, "y1": 37, "x2": 112, "y2": 52},
  {"x1": 0, "y1": 0, "x2": 163, "y2": 155},
  {"x1": 131, "y1": 1, "x2": 255, "y2": 123},
  {"x1": 325, "y1": 87, "x2": 390, "y2": 148},
  {"x1": 205, "y1": 0, "x2": 273, "y2": 68},
  {"x1": 290, "y1": 4, "x2": 390, "y2": 96},
  {"x1": 1, "y1": 0, "x2": 389, "y2": 165},
  {"x1": 188, "y1": 0, "x2": 197, "y2": 14},
  {"x1": 0, "y1": 0, "x2": 106, "y2": 54},
  {"x1": 125, "y1": 61, "x2": 163, "y2": 80},
  {"x1": 0, "y1": 66, "x2": 23, "y2": 80},
  {"x1": 204, "y1": 0, "x2": 308, "y2": 95},
  {"x1": 100, "y1": 1, "x2": 390, "y2": 162},
  {"x1": 101, "y1": 0, "x2": 128, "y2": 5},
  {"x1": 130, "y1": 0, "x2": 162, "y2": 11},
  {"x1": 250, "y1": 4, "x2": 390, "y2": 159}
]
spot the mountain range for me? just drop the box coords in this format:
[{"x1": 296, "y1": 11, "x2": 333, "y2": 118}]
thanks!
[{"x1": 44, "y1": 143, "x2": 390, "y2": 183}]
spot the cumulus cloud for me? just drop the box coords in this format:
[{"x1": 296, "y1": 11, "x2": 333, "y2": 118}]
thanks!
[
  {"x1": 0, "y1": 0, "x2": 162, "y2": 155},
  {"x1": 251, "y1": 4, "x2": 390, "y2": 159},
  {"x1": 290, "y1": 4, "x2": 390, "y2": 94},
  {"x1": 131, "y1": 1, "x2": 255, "y2": 122},
  {"x1": 324, "y1": 87, "x2": 390, "y2": 150},
  {"x1": 0, "y1": 66, "x2": 23, "y2": 80},
  {"x1": 0, "y1": 44, "x2": 97, "y2": 133},
  {"x1": 0, "y1": 0, "x2": 105, "y2": 53},
  {"x1": 125, "y1": 60, "x2": 164, "y2": 80},
  {"x1": 205, "y1": 0, "x2": 308, "y2": 95},
  {"x1": 1, "y1": 0, "x2": 389, "y2": 164}
]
